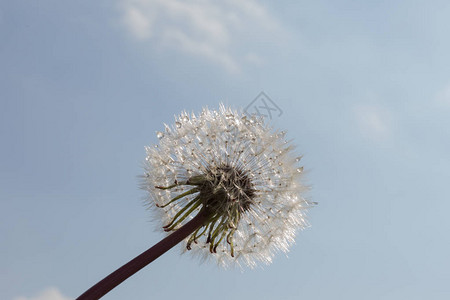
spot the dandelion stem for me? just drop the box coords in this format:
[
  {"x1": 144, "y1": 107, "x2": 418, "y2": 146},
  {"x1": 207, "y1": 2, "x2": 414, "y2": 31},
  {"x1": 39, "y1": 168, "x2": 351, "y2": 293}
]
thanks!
[{"x1": 76, "y1": 211, "x2": 207, "y2": 300}]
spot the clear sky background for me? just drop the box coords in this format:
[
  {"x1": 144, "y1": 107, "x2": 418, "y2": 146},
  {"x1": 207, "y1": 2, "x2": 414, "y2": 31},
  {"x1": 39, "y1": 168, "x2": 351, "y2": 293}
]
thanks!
[{"x1": 1, "y1": 1, "x2": 450, "y2": 299}]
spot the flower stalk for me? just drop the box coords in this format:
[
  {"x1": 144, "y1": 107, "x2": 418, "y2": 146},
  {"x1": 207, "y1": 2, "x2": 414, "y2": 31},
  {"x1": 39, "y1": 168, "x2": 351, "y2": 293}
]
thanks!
[{"x1": 76, "y1": 211, "x2": 207, "y2": 300}]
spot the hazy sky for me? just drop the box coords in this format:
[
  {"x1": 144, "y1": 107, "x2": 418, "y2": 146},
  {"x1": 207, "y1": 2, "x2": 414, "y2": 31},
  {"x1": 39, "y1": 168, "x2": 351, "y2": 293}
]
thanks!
[{"x1": 2, "y1": 1, "x2": 450, "y2": 299}]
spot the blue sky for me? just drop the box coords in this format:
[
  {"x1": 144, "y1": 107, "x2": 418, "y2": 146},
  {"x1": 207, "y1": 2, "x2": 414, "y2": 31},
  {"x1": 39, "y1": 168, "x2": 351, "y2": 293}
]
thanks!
[{"x1": 1, "y1": 0, "x2": 450, "y2": 299}]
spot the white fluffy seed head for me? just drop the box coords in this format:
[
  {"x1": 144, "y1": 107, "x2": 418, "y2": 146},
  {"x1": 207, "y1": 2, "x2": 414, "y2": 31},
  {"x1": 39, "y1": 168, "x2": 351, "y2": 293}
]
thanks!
[{"x1": 142, "y1": 104, "x2": 313, "y2": 268}]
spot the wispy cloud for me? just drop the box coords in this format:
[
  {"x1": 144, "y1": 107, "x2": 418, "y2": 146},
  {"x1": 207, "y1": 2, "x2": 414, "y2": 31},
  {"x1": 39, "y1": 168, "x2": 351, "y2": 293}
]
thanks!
[
  {"x1": 122, "y1": 5, "x2": 154, "y2": 39},
  {"x1": 354, "y1": 104, "x2": 393, "y2": 143},
  {"x1": 13, "y1": 287, "x2": 72, "y2": 300},
  {"x1": 119, "y1": 0, "x2": 287, "y2": 73},
  {"x1": 435, "y1": 82, "x2": 450, "y2": 107}
]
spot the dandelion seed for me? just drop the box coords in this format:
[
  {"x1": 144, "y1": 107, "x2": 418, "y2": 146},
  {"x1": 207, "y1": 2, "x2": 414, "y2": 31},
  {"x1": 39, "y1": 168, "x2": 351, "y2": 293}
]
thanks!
[
  {"x1": 142, "y1": 104, "x2": 313, "y2": 268},
  {"x1": 156, "y1": 131, "x2": 164, "y2": 139}
]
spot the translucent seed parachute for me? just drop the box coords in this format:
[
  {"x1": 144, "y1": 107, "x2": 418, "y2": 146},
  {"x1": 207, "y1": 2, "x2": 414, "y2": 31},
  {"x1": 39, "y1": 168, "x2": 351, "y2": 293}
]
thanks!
[{"x1": 142, "y1": 104, "x2": 313, "y2": 268}]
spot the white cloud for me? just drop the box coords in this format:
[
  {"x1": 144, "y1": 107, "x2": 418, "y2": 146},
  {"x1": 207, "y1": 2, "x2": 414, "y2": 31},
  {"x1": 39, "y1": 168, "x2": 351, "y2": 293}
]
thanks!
[
  {"x1": 162, "y1": 28, "x2": 240, "y2": 72},
  {"x1": 435, "y1": 82, "x2": 450, "y2": 106},
  {"x1": 13, "y1": 287, "x2": 72, "y2": 300},
  {"x1": 122, "y1": 6, "x2": 154, "y2": 40},
  {"x1": 354, "y1": 104, "x2": 393, "y2": 143},
  {"x1": 119, "y1": 0, "x2": 287, "y2": 73}
]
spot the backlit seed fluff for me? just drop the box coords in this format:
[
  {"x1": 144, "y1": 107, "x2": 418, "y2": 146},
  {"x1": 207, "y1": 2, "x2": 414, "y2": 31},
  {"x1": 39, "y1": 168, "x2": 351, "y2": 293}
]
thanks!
[{"x1": 142, "y1": 104, "x2": 313, "y2": 268}]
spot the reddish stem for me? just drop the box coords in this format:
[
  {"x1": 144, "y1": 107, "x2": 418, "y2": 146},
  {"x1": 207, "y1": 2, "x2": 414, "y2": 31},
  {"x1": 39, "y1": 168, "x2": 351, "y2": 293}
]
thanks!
[{"x1": 77, "y1": 212, "x2": 206, "y2": 300}]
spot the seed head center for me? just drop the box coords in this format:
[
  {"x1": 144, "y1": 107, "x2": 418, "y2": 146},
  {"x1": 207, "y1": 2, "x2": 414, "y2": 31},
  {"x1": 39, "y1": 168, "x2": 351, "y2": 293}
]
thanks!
[{"x1": 200, "y1": 164, "x2": 255, "y2": 213}]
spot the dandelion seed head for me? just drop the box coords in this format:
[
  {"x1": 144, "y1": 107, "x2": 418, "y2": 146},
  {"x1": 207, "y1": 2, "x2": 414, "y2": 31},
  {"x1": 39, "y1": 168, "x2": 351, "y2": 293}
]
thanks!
[{"x1": 142, "y1": 104, "x2": 313, "y2": 268}]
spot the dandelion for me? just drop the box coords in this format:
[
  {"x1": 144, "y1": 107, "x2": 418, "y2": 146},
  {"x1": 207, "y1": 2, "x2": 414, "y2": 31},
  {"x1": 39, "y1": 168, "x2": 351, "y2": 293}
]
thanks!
[
  {"x1": 143, "y1": 104, "x2": 312, "y2": 268},
  {"x1": 77, "y1": 104, "x2": 313, "y2": 299}
]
